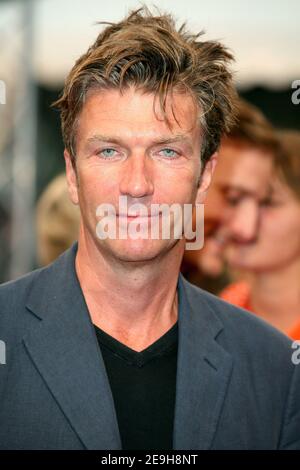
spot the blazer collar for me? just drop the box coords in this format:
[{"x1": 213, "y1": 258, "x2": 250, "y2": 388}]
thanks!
[{"x1": 24, "y1": 243, "x2": 232, "y2": 450}]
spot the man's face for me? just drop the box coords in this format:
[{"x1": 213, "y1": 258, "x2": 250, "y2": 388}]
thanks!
[
  {"x1": 197, "y1": 141, "x2": 274, "y2": 275},
  {"x1": 65, "y1": 87, "x2": 215, "y2": 263}
]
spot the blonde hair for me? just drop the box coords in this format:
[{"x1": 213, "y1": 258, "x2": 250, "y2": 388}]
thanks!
[{"x1": 36, "y1": 174, "x2": 80, "y2": 266}]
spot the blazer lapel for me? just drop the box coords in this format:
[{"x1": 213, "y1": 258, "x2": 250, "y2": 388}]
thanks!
[
  {"x1": 173, "y1": 276, "x2": 233, "y2": 450},
  {"x1": 23, "y1": 244, "x2": 122, "y2": 450}
]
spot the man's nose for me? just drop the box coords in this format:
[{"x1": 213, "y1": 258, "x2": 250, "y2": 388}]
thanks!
[
  {"x1": 119, "y1": 153, "x2": 154, "y2": 198},
  {"x1": 226, "y1": 200, "x2": 259, "y2": 243}
]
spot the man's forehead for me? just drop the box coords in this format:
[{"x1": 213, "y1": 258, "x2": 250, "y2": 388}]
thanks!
[
  {"x1": 77, "y1": 87, "x2": 202, "y2": 150},
  {"x1": 81, "y1": 86, "x2": 200, "y2": 127}
]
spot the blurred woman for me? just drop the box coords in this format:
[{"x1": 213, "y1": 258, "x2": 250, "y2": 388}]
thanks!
[{"x1": 221, "y1": 130, "x2": 300, "y2": 339}]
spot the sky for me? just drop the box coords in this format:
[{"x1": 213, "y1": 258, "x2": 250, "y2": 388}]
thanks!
[{"x1": 0, "y1": 0, "x2": 300, "y2": 88}]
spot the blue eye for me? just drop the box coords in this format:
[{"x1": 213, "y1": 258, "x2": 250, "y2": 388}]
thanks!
[
  {"x1": 159, "y1": 148, "x2": 179, "y2": 158},
  {"x1": 99, "y1": 148, "x2": 117, "y2": 158}
]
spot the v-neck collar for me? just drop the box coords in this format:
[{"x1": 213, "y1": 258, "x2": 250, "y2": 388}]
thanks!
[{"x1": 94, "y1": 321, "x2": 178, "y2": 367}]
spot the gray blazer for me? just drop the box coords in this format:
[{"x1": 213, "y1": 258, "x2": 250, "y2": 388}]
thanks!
[{"x1": 0, "y1": 244, "x2": 299, "y2": 450}]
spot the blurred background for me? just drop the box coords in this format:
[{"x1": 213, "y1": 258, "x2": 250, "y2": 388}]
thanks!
[{"x1": 0, "y1": 0, "x2": 299, "y2": 282}]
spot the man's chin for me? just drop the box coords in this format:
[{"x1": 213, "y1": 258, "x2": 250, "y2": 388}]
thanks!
[{"x1": 97, "y1": 238, "x2": 179, "y2": 263}]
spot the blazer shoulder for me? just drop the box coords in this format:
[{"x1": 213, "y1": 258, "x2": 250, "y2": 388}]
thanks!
[
  {"x1": 0, "y1": 266, "x2": 46, "y2": 335},
  {"x1": 0, "y1": 244, "x2": 76, "y2": 312},
  {"x1": 0, "y1": 246, "x2": 77, "y2": 339},
  {"x1": 0, "y1": 267, "x2": 43, "y2": 305}
]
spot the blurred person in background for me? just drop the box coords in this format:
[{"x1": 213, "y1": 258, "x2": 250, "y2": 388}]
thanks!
[
  {"x1": 182, "y1": 99, "x2": 277, "y2": 294},
  {"x1": 36, "y1": 173, "x2": 80, "y2": 266},
  {"x1": 221, "y1": 130, "x2": 300, "y2": 339},
  {"x1": 181, "y1": 209, "x2": 230, "y2": 294}
]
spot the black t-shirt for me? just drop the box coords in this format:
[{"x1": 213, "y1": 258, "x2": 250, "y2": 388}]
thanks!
[{"x1": 94, "y1": 322, "x2": 178, "y2": 450}]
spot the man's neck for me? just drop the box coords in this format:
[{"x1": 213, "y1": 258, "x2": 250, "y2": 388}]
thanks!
[{"x1": 75, "y1": 231, "x2": 183, "y2": 351}]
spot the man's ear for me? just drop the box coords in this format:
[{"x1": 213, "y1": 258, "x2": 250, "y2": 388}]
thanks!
[
  {"x1": 196, "y1": 152, "x2": 218, "y2": 204},
  {"x1": 64, "y1": 149, "x2": 79, "y2": 205}
]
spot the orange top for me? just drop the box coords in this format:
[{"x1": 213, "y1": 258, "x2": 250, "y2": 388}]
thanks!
[{"x1": 220, "y1": 281, "x2": 300, "y2": 340}]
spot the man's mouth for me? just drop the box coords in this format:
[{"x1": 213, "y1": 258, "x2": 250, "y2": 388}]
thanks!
[{"x1": 117, "y1": 211, "x2": 161, "y2": 219}]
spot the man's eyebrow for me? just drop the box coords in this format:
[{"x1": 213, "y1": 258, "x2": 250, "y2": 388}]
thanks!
[
  {"x1": 85, "y1": 135, "x2": 122, "y2": 146},
  {"x1": 84, "y1": 134, "x2": 194, "y2": 147},
  {"x1": 151, "y1": 135, "x2": 194, "y2": 146}
]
